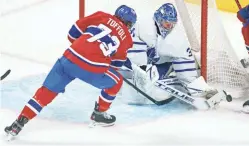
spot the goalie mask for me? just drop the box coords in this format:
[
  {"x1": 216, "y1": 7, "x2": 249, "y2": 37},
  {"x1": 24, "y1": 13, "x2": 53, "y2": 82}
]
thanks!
[
  {"x1": 154, "y1": 3, "x2": 178, "y2": 38},
  {"x1": 115, "y1": 5, "x2": 137, "y2": 30}
]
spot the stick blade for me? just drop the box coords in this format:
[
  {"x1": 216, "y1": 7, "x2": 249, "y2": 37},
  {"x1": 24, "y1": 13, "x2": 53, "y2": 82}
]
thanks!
[{"x1": 1, "y1": 69, "x2": 11, "y2": 80}]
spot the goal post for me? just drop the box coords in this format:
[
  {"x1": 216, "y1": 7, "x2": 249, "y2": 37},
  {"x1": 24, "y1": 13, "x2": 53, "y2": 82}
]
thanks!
[
  {"x1": 174, "y1": 0, "x2": 208, "y2": 80},
  {"x1": 200, "y1": 0, "x2": 208, "y2": 81},
  {"x1": 79, "y1": 0, "x2": 85, "y2": 18}
]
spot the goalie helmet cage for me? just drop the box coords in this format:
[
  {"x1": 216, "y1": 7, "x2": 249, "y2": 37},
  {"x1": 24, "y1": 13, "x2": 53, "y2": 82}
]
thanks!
[{"x1": 79, "y1": 0, "x2": 249, "y2": 98}]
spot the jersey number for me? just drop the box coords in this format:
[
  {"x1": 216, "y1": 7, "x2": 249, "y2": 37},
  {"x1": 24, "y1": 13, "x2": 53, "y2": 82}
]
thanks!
[
  {"x1": 87, "y1": 24, "x2": 120, "y2": 56},
  {"x1": 186, "y1": 47, "x2": 193, "y2": 57}
]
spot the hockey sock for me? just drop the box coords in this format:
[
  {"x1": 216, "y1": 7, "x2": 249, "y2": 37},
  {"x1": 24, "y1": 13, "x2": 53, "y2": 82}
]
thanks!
[
  {"x1": 98, "y1": 90, "x2": 116, "y2": 112},
  {"x1": 97, "y1": 73, "x2": 123, "y2": 112},
  {"x1": 18, "y1": 86, "x2": 57, "y2": 120}
]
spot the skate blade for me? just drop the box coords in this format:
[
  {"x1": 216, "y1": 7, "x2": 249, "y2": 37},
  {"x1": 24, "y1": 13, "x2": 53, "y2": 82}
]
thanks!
[
  {"x1": 88, "y1": 121, "x2": 115, "y2": 128},
  {"x1": 5, "y1": 133, "x2": 15, "y2": 141}
]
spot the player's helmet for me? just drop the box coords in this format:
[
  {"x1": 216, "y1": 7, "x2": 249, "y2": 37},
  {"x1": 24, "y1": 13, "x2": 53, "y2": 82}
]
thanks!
[
  {"x1": 154, "y1": 3, "x2": 178, "y2": 38},
  {"x1": 115, "y1": 5, "x2": 137, "y2": 30}
]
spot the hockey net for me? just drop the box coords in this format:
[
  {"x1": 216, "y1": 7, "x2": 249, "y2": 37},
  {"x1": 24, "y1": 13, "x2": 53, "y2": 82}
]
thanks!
[
  {"x1": 172, "y1": 0, "x2": 249, "y2": 97},
  {"x1": 82, "y1": 0, "x2": 249, "y2": 97}
]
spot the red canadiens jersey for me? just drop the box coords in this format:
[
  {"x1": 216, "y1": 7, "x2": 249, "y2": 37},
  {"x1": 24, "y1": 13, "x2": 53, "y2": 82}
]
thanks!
[{"x1": 64, "y1": 11, "x2": 133, "y2": 73}]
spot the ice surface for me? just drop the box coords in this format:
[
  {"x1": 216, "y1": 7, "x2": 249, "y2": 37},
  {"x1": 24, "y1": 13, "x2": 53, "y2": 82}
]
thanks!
[
  {"x1": 1, "y1": 0, "x2": 249, "y2": 145},
  {"x1": 1, "y1": 41, "x2": 249, "y2": 146}
]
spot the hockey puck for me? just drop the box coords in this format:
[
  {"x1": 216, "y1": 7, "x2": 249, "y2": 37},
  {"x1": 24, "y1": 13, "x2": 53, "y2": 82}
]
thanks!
[
  {"x1": 242, "y1": 100, "x2": 249, "y2": 114},
  {"x1": 243, "y1": 100, "x2": 249, "y2": 107},
  {"x1": 226, "y1": 95, "x2": 232, "y2": 102}
]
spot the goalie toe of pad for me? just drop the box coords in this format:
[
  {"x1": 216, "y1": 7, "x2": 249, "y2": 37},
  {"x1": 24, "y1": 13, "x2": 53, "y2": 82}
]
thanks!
[{"x1": 206, "y1": 90, "x2": 232, "y2": 109}]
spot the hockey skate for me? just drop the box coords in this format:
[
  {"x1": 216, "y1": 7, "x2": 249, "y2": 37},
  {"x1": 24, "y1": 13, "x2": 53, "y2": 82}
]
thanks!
[
  {"x1": 4, "y1": 116, "x2": 29, "y2": 141},
  {"x1": 89, "y1": 102, "x2": 116, "y2": 128}
]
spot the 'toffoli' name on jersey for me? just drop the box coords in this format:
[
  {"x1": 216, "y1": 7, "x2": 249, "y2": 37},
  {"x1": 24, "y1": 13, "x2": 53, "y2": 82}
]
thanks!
[{"x1": 107, "y1": 18, "x2": 127, "y2": 41}]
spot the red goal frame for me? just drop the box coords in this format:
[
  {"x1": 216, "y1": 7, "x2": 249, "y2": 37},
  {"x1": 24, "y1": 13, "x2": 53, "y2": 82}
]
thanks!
[{"x1": 79, "y1": 0, "x2": 85, "y2": 18}]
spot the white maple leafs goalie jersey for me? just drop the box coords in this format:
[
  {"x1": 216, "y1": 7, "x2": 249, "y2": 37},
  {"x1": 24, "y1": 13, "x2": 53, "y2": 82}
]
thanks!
[{"x1": 128, "y1": 13, "x2": 199, "y2": 86}]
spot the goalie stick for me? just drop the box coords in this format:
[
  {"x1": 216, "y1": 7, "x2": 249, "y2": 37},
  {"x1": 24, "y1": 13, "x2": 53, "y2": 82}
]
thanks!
[
  {"x1": 123, "y1": 77, "x2": 175, "y2": 106},
  {"x1": 1, "y1": 69, "x2": 11, "y2": 81},
  {"x1": 155, "y1": 79, "x2": 232, "y2": 110}
]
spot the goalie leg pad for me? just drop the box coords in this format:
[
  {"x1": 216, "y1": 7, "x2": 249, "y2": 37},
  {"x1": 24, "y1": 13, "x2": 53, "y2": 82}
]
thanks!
[
  {"x1": 186, "y1": 76, "x2": 212, "y2": 96},
  {"x1": 172, "y1": 58, "x2": 198, "y2": 85}
]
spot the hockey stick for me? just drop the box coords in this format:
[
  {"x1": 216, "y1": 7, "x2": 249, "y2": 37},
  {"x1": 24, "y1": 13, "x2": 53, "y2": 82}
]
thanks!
[
  {"x1": 1, "y1": 69, "x2": 11, "y2": 81},
  {"x1": 235, "y1": 0, "x2": 242, "y2": 9},
  {"x1": 123, "y1": 77, "x2": 175, "y2": 106}
]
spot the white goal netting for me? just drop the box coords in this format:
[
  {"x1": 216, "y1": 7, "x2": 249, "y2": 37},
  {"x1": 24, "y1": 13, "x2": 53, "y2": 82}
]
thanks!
[{"x1": 174, "y1": 0, "x2": 249, "y2": 97}]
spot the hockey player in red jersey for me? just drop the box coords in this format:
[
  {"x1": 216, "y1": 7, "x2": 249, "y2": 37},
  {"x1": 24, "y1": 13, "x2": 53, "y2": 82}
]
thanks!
[
  {"x1": 4, "y1": 5, "x2": 137, "y2": 139},
  {"x1": 237, "y1": 4, "x2": 249, "y2": 53}
]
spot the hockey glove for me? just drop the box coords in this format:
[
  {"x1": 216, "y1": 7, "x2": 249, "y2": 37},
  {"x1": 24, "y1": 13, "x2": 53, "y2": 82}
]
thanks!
[
  {"x1": 147, "y1": 47, "x2": 160, "y2": 64},
  {"x1": 123, "y1": 58, "x2": 133, "y2": 70}
]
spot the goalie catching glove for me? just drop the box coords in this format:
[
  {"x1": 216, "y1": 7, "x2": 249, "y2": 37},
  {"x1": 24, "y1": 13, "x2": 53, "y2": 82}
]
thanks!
[{"x1": 132, "y1": 63, "x2": 159, "y2": 92}]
